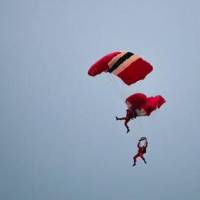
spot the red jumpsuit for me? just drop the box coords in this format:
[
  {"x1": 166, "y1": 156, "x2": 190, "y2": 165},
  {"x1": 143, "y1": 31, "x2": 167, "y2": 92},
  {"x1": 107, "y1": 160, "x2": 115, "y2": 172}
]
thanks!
[
  {"x1": 116, "y1": 109, "x2": 136, "y2": 133},
  {"x1": 133, "y1": 140, "x2": 148, "y2": 166}
]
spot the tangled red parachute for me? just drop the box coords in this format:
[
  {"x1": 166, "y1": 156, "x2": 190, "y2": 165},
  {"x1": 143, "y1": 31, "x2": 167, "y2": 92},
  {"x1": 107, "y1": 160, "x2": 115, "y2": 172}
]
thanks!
[
  {"x1": 126, "y1": 93, "x2": 166, "y2": 116},
  {"x1": 88, "y1": 51, "x2": 153, "y2": 85},
  {"x1": 126, "y1": 93, "x2": 147, "y2": 109},
  {"x1": 116, "y1": 93, "x2": 166, "y2": 133}
]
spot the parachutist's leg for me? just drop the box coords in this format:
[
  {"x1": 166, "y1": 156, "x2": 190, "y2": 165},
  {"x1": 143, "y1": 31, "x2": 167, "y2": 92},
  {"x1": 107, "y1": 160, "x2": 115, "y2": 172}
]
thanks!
[
  {"x1": 125, "y1": 119, "x2": 130, "y2": 133},
  {"x1": 133, "y1": 154, "x2": 139, "y2": 166},
  {"x1": 141, "y1": 155, "x2": 147, "y2": 164},
  {"x1": 126, "y1": 126, "x2": 130, "y2": 133},
  {"x1": 116, "y1": 116, "x2": 126, "y2": 120}
]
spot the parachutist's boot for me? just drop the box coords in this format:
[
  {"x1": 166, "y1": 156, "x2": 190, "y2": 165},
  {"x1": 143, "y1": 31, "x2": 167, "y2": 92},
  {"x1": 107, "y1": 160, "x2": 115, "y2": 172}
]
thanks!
[
  {"x1": 127, "y1": 128, "x2": 130, "y2": 133},
  {"x1": 116, "y1": 116, "x2": 119, "y2": 120},
  {"x1": 142, "y1": 158, "x2": 147, "y2": 164},
  {"x1": 132, "y1": 163, "x2": 136, "y2": 167}
]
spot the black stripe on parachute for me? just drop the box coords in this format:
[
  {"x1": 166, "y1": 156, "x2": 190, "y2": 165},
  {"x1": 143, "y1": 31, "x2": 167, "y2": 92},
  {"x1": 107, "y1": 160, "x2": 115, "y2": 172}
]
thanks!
[{"x1": 108, "y1": 52, "x2": 134, "y2": 73}]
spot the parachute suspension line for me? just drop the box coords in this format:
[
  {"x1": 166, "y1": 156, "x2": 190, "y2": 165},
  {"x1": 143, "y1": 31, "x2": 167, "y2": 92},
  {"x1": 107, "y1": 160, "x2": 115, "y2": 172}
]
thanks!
[{"x1": 108, "y1": 74, "x2": 126, "y2": 102}]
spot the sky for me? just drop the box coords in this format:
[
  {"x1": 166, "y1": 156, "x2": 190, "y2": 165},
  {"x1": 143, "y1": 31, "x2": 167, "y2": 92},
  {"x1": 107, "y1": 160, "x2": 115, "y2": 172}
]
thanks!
[{"x1": 0, "y1": 0, "x2": 200, "y2": 200}]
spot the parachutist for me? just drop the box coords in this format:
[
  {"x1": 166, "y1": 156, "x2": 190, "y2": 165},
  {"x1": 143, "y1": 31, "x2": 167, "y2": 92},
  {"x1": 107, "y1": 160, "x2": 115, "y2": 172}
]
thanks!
[
  {"x1": 116, "y1": 109, "x2": 136, "y2": 133},
  {"x1": 132, "y1": 137, "x2": 148, "y2": 166}
]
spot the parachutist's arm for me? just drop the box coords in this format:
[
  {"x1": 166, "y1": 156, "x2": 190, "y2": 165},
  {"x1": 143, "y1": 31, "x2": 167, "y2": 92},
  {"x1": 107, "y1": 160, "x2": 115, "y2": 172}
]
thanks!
[
  {"x1": 144, "y1": 140, "x2": 148, "y2": 148},
  {"x1": 116, "y1": 116, "x2": 126, "y2": 120}
]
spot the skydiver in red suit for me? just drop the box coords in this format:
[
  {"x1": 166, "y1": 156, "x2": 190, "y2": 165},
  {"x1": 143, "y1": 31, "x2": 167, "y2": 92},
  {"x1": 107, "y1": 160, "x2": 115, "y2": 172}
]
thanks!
[
  {"x1": 116, "y1": 107, "x2": 137, "y2": 133},
  {"x1": 132, "y1": 137, "x2": 148, "y2": 166}
]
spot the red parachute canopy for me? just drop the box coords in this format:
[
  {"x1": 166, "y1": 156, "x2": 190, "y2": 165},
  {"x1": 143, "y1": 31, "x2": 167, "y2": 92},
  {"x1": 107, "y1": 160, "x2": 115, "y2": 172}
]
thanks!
[
  {"x1": 126, "y1": 93, "x2": 166, "y2": 116},
  {"x1": 88, "y1": 51, "x2": 153, "y2": 85},
  {"x1": 126, "y1": 93, "x2": 147, "y2": 109}
]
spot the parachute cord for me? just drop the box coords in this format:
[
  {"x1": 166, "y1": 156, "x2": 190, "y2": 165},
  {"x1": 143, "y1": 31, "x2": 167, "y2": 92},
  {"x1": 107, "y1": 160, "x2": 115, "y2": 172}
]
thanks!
[{"x1": 108, "y1": 74, "x2": 127, "y2": 102}]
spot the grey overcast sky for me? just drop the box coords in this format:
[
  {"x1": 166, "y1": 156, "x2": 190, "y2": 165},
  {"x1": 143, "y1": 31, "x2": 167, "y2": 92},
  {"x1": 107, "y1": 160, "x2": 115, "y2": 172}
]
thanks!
[{"x1": 0, "y1": 0, "x2": 200, "y2": 200}]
